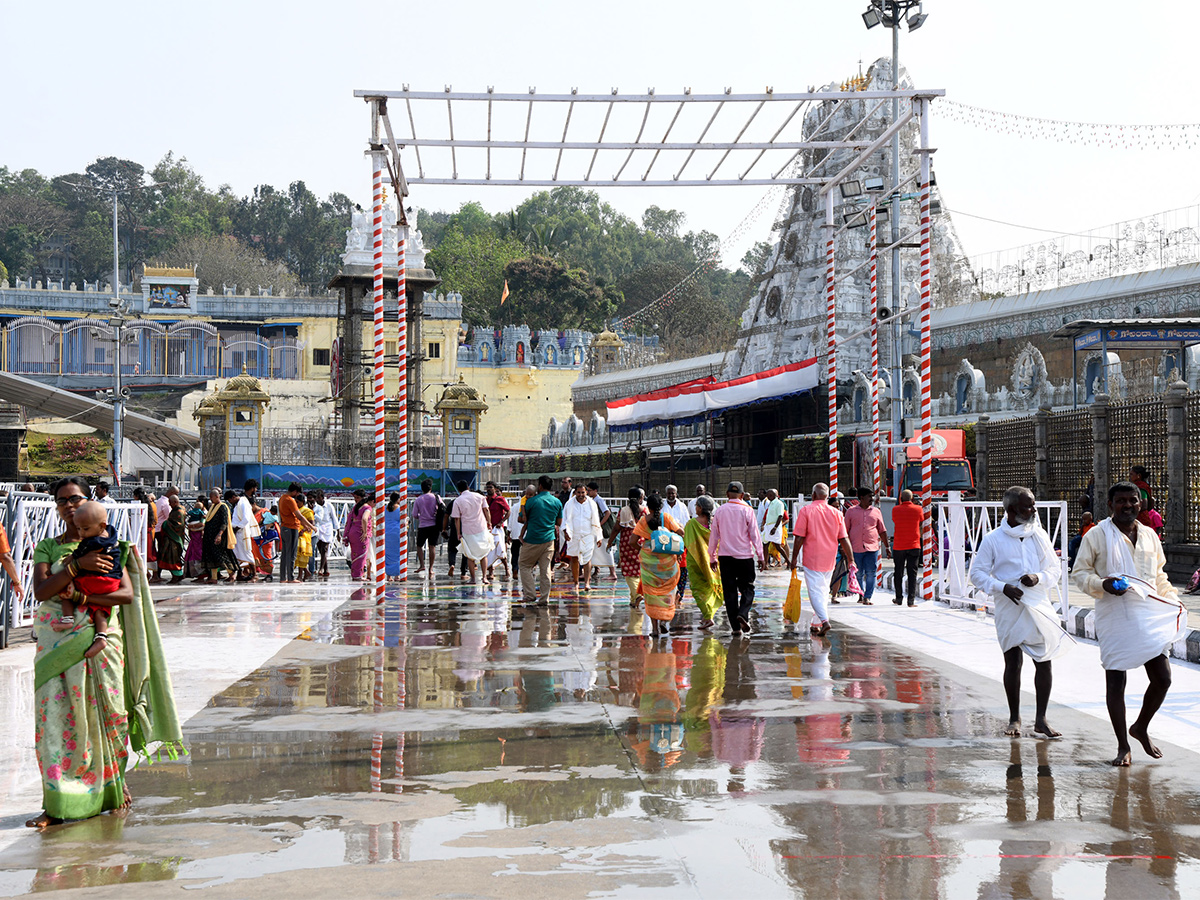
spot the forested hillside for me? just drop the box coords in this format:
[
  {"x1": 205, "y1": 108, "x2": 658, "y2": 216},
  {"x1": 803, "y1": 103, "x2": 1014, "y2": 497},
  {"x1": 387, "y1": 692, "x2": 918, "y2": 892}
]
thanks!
[{"x1": 0, "y1": 156, "x2": 769, "y2": 357}]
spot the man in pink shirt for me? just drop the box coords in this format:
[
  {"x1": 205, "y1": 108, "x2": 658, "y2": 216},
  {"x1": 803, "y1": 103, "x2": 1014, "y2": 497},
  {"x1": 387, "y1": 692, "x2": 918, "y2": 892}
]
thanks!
[
  {"x1": 844, "y1": 486, "x2": 890, "y2": 605},
  {"x1": 790, "y1": 483, "x2": 855, "y2": 636},
  {"x1": 708, "y1": 481, "x2": 764, "y2": 636}
]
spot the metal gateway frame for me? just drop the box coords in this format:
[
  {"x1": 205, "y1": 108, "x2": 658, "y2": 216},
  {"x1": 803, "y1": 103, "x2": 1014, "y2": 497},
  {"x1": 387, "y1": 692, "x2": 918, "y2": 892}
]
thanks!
[{"x1": 354, "y1": 85, "x2": 945, "y2": 597}]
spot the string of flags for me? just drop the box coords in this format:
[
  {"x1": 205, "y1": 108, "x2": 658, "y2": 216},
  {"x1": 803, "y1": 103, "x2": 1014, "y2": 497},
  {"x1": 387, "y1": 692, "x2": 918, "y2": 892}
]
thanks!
[
  {"x1": 613, "y1": 177, "x2": 789, "y2": 330},
  {"x1": 941, "y1": 100, "x2": 1200, "y2": 150}
]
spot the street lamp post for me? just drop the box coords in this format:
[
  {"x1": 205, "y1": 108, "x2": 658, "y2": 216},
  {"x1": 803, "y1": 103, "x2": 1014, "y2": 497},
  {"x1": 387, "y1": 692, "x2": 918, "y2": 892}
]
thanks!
[
  {"x1": 863, "y1": 0, "x2": 927, "y2": 494},
  {"x1": 110, "y1": 190, "x2": 126, "y2": 485}
]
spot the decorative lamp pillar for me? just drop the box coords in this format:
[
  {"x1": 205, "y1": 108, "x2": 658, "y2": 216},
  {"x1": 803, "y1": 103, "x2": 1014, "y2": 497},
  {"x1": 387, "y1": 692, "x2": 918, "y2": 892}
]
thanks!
[
  {"x1": 191, "y1": 393, "x2": 229, "y2": 490},
  {"x1": 434, "y1": 375, "x2": 488, "y2": 475},
  {"x1": 214, "y1": 364, "x2": 271, "y2": 475},
  {"x1": 590, "y1": 329, "x2": 625, "y2": 376}
]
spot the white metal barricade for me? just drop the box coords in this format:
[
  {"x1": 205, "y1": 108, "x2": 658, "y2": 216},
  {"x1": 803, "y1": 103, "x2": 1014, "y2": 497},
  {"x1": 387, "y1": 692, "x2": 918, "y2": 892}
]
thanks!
[
  {"x1": 937, "y1": 492, "x2": 1070, "y2": 621},
  {"x1": 8, "y1": 498, "x2": 147, "y2": 628}
]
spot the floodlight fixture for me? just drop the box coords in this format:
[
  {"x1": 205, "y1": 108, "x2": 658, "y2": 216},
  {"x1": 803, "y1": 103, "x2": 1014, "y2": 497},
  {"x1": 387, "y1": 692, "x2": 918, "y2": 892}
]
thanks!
[
  {"x1": 875, "y1": 206, "x2": 890, "y2": 226},
  {"x1": 929, "y1": 198, "x2": 943, "y2": 216},
  {"x1": 907, "y1": 3, "x2": 928, "y2": 30},
  {"x1": 844, "y1": 211, "x2": 869, "y2": 229},
  {"x1": 864, "y1": 175, "x2": 886, "y2": 192},
  {"x1": 840, "y1": 180, "x2": 864, "y2": 199},
  {"x1": 862, "y1": 4, "x2": 883, "y2": 28}
]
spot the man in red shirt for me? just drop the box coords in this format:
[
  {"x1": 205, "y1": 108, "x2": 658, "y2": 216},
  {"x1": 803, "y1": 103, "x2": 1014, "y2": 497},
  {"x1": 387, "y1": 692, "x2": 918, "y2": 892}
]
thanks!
[
  {"x1": 484, "y1": 482, "x2": 511, "y2": 581},
  {"x1": 891, "y1": 489, "x2": 923, "y2": 606},
  {"x1": 277, "y1": 482, "x2": 312, "y2": 584}
]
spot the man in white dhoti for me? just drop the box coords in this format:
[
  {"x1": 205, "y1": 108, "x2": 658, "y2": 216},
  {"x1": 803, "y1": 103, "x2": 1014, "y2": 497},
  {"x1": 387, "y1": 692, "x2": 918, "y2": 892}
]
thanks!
[
  {"x1": 562, "y1": 483, "x2": 602, "y2": 590},
  {"x1": 1073, "y1": 481, "x2": 1187, "y2": 767},
  {"x1": 230, "y1": 479, "x2": 259, "y2": 581},
  {"x1": 969, "y1": 486, "x2": 1069, "y2": 739},
  {"x1": 586, "y1": 483, "x2": 617, "y2": 580},
  {"x1": 760, "y1": 489, "x2": 787, "y2": 568},
  {"x1": 450, "y1": 480, "x2": 494, "y2": 584}
]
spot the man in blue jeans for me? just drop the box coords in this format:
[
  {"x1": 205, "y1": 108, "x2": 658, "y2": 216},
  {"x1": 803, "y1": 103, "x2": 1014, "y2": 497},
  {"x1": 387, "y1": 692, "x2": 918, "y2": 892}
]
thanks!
[{"x1": 844, "y1": 486, "x2": 890, "y2": 605}]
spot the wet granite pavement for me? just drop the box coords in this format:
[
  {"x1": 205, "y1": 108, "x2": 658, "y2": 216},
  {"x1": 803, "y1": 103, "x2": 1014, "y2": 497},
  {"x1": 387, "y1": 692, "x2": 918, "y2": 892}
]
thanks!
[{"x1": 3, "y1": 571, "x2": 1200, "y2": 898}]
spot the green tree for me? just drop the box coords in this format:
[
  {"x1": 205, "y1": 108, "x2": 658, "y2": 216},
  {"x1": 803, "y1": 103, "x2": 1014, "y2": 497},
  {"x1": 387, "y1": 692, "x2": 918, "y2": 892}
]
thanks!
[
  {"x1": 426, "y1": 226, "x2": 526, "y2": 322},
  {"x1": 0, "y1": 167, "x2": 69, "y2": 281},
  {"x1": 502, "y1": 254, "x2": 615, "y2": 330},
  {"x1": 154, "y1": 234, "x2": 300, "y2": 295},
  {"x1": 618, "y1": 262, "x2": 736, "y2": 359}
]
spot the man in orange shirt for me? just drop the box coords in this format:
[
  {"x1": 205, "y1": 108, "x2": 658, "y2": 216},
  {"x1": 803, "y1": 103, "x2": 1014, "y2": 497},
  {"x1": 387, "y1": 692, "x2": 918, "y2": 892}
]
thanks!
[
  {"x1": 0, "y1": 520, "x2": 24, "y2": 602},
  {"x1": 277, "y1": 482, "x2": 312, "y2": 584},
  {"x1": 891, "y1": 489, "x2": 923, "y2": 606}
]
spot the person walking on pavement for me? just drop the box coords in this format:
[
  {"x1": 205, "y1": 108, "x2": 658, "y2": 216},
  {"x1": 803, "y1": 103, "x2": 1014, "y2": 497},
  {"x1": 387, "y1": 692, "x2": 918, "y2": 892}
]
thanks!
[
  {"x1": 708, "y1": 481, "x2": 763, "y2": 636},
  {"x1": 451, "y1": 481, "x2": 494, "y2": 585},
  {"x1": 484, "y1": 482, "x2": 511, "y2": 581},
  {"x1": 790, "y1": 483, "x2": 855, "y2": 636},
  {"x1": 507, "y1": 485, "x2": 534, "y2": 595},
  {"x1": 969, "y1": 486, "x2": 1069, "y2": 739},
  {"x1": 891, "y1": 489, "x2": 923, "y2": 606},
  {"x1": 412, "y1": 479, "x2": 442, "y2": 580},
  {"x1": 761, "y1": 489, "x2": 787, "y2": 569},
  {"x1": 518, "y1": 475, "x2": 563, "y2": 605},
  {"x1": 1073, "y1": 481, "x2": 1188, "y2": 767},
  {"x1": 277, "y1": 482, "x2": 311, "y2": 584},
  {"x1": 845, "y1": 487, "x2": 890, "y2": 605},
  {"x1": 687, "y1": 484, "x2": 710, "y2": 518}
]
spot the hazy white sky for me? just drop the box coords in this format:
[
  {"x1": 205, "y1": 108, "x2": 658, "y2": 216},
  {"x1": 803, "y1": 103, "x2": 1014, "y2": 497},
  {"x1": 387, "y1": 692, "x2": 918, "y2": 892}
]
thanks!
[{"x1": 6, "y1": 0, "x2": 1199, "y2": 271}]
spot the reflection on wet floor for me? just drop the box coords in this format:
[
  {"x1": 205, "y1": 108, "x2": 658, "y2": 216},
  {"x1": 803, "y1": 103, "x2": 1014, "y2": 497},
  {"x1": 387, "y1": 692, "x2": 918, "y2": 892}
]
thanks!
[{"x1": 5, "y1": 575, "x2": 1200, "y2": 898}]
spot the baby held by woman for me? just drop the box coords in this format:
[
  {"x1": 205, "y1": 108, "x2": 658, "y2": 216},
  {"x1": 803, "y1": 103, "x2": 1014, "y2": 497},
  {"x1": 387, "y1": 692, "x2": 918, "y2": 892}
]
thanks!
[{"x1": 53, "y1": 500, "x2": 121, "y2": 658}]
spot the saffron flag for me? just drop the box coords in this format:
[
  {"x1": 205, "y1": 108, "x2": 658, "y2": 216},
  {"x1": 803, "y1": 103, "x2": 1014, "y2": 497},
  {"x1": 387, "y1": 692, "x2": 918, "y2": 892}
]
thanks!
[{"x1": 500, "y1": 280, "x2": 509, "y2": 305}]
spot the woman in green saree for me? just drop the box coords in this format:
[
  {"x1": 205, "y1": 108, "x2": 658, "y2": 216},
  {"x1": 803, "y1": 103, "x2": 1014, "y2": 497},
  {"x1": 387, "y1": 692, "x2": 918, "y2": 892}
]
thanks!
[
  {"x1": 26, "y1": 475, "x2": 182, "y2": 830},
  {"x1": 152, "y1": 494, "x2": 187, "y2": 584},
  {"x1": 683, "y1": 496, "x2": 723, "y2": 630}
]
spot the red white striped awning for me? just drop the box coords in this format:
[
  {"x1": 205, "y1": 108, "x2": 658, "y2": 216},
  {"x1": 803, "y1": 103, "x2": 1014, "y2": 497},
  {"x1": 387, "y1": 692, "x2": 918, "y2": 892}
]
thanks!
[{"x1": 606, "y1": 358, "x2": 819, "y2": 431}]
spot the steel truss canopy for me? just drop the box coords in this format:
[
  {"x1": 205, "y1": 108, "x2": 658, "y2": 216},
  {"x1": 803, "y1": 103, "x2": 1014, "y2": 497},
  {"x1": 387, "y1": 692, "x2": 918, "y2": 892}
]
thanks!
[
  {"x1": 353, "y1": 87, "x2": 944, "y2": 189},
  {"x1": 0, "y1": 371, "x2": 199, "y2": 452}
]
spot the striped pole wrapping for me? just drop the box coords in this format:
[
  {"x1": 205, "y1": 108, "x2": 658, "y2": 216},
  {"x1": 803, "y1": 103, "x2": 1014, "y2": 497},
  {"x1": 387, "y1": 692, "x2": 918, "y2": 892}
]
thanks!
[
  {"x1": 917, "y1": 102, "x2": 935, "y2": 603},
  {"x1": 825, "y1": 194, "x2": 838, "y2": 495},
  {"x1": 395, "y1": 230, "x2": 408, "y2": 581},
  {"x1": 869, "y1": 205, "x2": 881, "y2": 493},
  {"x1": 371, "y1": 156, "x2": 387, "y2": 600}
]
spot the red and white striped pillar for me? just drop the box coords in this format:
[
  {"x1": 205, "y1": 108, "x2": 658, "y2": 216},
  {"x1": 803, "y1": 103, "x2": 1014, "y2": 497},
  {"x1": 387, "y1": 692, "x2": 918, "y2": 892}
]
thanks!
[
  {"x1": 869, "y1": 205, "x2": 881, "y2": 494},
  {"x1": 370, "y1": 154, "x2": 387, "y2": 600},
  {"x1": 395, "y1": 219, "x2": 408, "y2": 581},
  {"x1": 824, "y1": 190, "x2": 838, "y2": 495},
  {"x1": 917, "y1": 100, "x2": 935, "y2": 602}
]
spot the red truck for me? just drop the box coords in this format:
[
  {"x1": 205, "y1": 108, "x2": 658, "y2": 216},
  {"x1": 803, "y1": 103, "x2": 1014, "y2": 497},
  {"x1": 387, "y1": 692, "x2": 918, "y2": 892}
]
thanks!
[{"x1": 895, "y1": 429, "x2": 974, "y2": 498}]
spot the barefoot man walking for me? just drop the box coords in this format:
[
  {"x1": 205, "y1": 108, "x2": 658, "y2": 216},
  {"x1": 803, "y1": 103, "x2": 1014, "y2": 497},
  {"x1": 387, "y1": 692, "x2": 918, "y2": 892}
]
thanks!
[
  {"x1": 1073, "y1": 481, "x2": 1188, "y2": 766},
  {"x1": 969, "y1": 486, "x2": 1070, "y2": 739}
]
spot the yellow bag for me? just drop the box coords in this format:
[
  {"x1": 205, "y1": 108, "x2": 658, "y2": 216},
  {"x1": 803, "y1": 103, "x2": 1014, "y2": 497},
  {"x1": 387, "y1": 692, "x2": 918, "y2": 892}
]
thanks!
[{"x1": 783, "y1": 571, "x2": 804, "y2": 624}]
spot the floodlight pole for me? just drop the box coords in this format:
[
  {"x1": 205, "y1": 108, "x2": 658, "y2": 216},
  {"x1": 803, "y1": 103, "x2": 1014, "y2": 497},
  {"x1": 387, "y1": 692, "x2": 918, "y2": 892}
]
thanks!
[
  {"x1": 889, "y1": 17, "x2": 904, "y2": 496},
  {"x1": 110, "y1": 191, "x2": 126, "y2": 485}
]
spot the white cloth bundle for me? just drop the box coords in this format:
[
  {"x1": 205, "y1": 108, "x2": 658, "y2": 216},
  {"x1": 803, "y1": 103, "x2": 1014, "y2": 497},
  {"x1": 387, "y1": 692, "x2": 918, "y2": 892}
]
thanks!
[
  {"x1": 1089, "y1": 519, "x2": 1187, "y2": 671},
  {"x1": 968, "y1": 519, "x2": 1071, "y2": 662}
]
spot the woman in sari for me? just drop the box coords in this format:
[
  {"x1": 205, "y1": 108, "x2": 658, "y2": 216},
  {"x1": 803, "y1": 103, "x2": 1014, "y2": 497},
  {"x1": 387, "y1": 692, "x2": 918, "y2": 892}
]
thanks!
[
  {"x1": 684, "y1": 495, "x2": 723, "y2": 630},
  {"x1": 632, "y1": 493, "x2": 685, "y2": 637},
  {"x1": 200, "y1": 488, "x2": 238, "y2": 584},
  {"x1": 153, "y1": 494, "x2": 187, "y2": 584},
  {"x1": 384, "y1": 492, "x2": 403, "y2": 582},
  {"x1": 345, "y1": 489, "x2": 370, "y2": 581},
  {"x1": 26, "y1": 475, "x2": 182, "y2": 829},
  {"x1": 184, "y1": 497, "x2": 206, "y2": 580},
  {"x1": 611, "y1": 487, "x2": 646, "y2": 607}
]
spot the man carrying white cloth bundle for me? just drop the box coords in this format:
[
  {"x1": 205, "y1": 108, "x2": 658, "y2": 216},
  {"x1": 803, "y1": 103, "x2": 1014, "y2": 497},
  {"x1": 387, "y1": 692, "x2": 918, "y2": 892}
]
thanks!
[
  {"x1": 970, "y1": 486, "x2": 1071, "y2": 739},
  {"x1": 1073, "y1": 480, "x2": 1188, "y2": 767}
]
